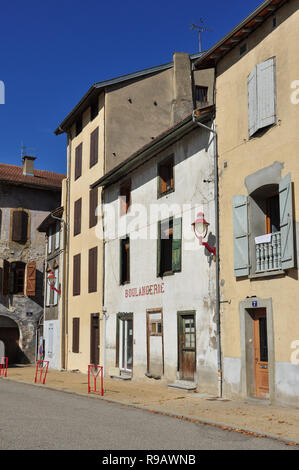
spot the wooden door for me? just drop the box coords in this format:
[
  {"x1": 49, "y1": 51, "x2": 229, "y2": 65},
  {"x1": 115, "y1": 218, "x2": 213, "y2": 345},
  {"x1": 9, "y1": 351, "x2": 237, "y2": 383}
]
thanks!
[
  {"x1": 253, "y1": 309, "x2": 269, "y2": 398},
  {"x1": 178, "y1": 313, "x2": 196, "y2": 381},
  {"x1": 146, "y1": 310, "x2": 164, "y2": 378},
  {"x1": 90, "y1": 314, "x2": 99, "y2": 365}
]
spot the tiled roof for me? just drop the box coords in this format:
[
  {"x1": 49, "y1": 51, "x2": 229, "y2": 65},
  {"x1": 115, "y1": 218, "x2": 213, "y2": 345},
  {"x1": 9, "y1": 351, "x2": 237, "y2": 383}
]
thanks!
[{"x1": 0, "y1": 163, "x2": 65, "y2": 189}]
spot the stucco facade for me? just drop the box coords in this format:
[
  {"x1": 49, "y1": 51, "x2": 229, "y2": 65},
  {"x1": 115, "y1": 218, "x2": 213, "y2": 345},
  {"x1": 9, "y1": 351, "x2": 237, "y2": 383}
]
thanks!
[{"x1": 213, "y1": 0, "x2": 299, "y2": 406}]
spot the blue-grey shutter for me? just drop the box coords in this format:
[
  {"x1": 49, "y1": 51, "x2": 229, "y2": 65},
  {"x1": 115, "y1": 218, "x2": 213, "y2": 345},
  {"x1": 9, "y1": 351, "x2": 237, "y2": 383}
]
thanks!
[
  {"x1": 233, "y1": 195, "x2": 249, "y2": 277},
  {"x1": 172, "y1": 217, "x2": 182, "y2": 273},
  {"x1": 257, "y1": 57, "x2": 276, "y2": 130},
  {"x1": 279, "y1": 173, "x2": 294, "y2": 270},
  {"x1": 248, "y1": 67, "x2": 258, "y2": 137}
]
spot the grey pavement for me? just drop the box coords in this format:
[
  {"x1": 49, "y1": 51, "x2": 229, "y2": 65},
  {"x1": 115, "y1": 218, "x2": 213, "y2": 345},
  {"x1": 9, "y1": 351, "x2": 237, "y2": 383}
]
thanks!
[{"x1": 0, "y1": 380, "x2": 295, "y2": 450}]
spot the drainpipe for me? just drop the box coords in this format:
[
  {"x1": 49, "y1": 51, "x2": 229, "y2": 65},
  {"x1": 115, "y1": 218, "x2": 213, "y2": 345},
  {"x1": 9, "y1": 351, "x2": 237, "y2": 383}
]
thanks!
[{"x1": 192, "y1": 110, "x2": 222, "y2": 398}]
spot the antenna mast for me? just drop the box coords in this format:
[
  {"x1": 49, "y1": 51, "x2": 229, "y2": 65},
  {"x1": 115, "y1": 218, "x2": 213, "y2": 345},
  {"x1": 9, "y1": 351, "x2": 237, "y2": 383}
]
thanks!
[{"x1": 191, "y1": 19, "x2": 213, "y2": 52}]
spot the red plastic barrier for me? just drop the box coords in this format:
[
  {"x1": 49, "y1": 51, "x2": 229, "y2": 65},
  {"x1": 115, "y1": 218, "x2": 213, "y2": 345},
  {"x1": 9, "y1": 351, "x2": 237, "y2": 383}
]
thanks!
[
  {"x1": 88, "y1": 365, "x2": 104, "y2": 396},
  {"x1": 0, "y1": 357, "x2": 8, "y2": 377},
  {"x1": 34, "y1": 360, "x2": 49, "y2": 384}
]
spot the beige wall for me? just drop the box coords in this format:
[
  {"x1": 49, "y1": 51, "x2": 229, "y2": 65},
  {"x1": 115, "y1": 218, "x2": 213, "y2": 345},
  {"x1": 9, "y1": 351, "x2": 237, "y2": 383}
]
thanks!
[
  {"x1": 66, "y1": 94, "x2": 104, "y2": 373},
  {"x1": 216, "y1": 1, "x2": 299, "y2": 403}
]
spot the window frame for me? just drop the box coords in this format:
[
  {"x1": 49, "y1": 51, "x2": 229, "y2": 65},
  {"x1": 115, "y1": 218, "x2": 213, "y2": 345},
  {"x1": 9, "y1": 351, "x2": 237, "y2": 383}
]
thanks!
[{"x1": 157, "y1": 155, "x2": 175, "y2": 198}]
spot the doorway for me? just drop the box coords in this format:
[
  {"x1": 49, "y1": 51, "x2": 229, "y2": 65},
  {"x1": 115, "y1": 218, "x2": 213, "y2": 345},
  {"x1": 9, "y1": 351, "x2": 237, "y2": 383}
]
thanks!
[
  {"x1": 146, "y1": 309, "x2": 164, "y2": 378},
  {"x1": 117, "y1": 314, "x2": 133, "y2": 374},
  {"x1": 178, "y1": 312, "x2": 196, "y2": 381},
  {"x1": 90, "y1": 314, "x2": 100, "y2": 365},
  {"x1": 253, "y1": 309, "x2": 269, "y2": 398}
]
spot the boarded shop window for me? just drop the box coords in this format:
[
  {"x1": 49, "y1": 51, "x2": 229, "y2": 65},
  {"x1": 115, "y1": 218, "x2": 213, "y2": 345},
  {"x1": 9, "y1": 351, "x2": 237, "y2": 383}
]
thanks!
[
  {"x1": 89, "y1": 187, "x2": 98, "y2": 228},
  {"x1": 72, "y1": 317, "x2": 80, "y2": 353},
  {"x1": 120, "y1": 180, "x2": 131, "y2": 216},
  {"x1": 12, "y1": 210, "x2": 28, "y2": 244},
  {"x1": 158, "y1": 156, "x2": 174, "y2": 197},
  {"x1": 75, "y1": 143, "x2": 82, "y2": 180},
  {"x1": 73, "y1": 254, "x2": 81, "y2": 296},
  {"x1": 74, "y1": 198, "x2": 82, "y2": 236},
  {"x1": 88, "y1": 247, "x2": 98, "y2": 293},
  {"x1": 120, "y1": 237, "x2": 130, "y2": 285},
  {"x1": 90, "y1": 127, "x2": 99, "y2": 168},
  {"x1": 157, "y1": 217, "x2": 182, "y2": 276}
]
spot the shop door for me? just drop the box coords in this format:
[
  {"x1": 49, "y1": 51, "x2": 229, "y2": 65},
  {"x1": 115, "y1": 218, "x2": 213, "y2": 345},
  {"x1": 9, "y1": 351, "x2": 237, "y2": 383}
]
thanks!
[
  {"x1": 120, "y1": 317, "x2": 133, "y2": 372},
  {"x1": 90, "y1": 314, "x2": 100, "y2": 365},
  {"x1": 178, "y1": 313, "x2": 196, "y2": 381},
  {"x1": 253, "y1": 309, "x2": 269, "y2": 398}
]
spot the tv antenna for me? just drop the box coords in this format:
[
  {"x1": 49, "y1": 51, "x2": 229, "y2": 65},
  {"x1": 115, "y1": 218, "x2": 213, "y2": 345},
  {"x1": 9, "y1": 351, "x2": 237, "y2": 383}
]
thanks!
[
  {"x1": 21, "y1": 142, "x2": 37, "y2": 159},
  {"x1": 191, "y1": 19, "x2": 213, "y2": 52}
]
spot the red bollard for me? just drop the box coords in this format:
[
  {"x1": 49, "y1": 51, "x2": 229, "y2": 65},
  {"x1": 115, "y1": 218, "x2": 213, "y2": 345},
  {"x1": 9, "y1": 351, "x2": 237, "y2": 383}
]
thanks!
[
  {"x1": 88, "y1": 365, "x2": 104, "y2": 396},
  {"x1": 0, "y1": 357, "x2": 8, "y2": 377},
  {"x1": 34, "y1": 360, "x2": 49, "y2": 384}
]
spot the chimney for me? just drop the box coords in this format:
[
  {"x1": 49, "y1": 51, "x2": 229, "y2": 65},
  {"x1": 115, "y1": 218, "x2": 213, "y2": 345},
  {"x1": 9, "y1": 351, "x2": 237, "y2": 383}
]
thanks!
[
  {"x1": 171, "y1": 53, "x2": 193, "y2": 124},
  {"x1": 22, "y1": 156, "x2": 36, "y2": 176}
]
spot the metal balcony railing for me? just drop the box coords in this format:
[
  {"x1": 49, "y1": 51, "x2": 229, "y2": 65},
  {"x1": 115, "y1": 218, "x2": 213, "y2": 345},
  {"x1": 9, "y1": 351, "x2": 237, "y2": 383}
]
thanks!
[{"x1": 255, "y1": 232, "x2": 281, "y2": 273}]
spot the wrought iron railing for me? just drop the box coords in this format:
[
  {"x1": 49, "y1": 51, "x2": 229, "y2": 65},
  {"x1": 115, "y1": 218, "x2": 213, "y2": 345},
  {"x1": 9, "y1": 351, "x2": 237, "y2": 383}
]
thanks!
[{"x1": 255, "y1": 232, "x2": 281, "y2": 273}]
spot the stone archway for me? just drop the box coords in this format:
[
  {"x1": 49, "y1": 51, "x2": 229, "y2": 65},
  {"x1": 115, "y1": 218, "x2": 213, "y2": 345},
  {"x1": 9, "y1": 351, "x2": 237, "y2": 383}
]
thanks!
[{"x1": 0, "y1": 316, "x2": 20, "y2": 364}]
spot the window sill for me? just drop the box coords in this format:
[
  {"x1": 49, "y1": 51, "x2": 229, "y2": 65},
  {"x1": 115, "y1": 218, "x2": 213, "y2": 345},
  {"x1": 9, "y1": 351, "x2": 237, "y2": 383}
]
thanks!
[
  {"x1": 158, "y1": 188, "x2": 174, "y2": 199},
  {"x1": 158, "y1": 271, "x2": 174, "y2": 278},
  {"x1": 249, "y1": 269, "x2": 285, "y2": 279}
]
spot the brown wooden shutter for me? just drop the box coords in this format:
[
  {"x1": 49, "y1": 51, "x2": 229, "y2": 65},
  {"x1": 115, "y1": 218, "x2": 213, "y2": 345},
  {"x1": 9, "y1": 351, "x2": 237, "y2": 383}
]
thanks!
[
  {"x1": 26, "y1": 261, "x2": 36, "y2": 296},
  {"x1": 89, "y1": 187, "x2": 98, "y2": 228},
  {"x1": 73, "y1": 254, "x2": 81, "y2": 296},
  {"x1": 75, "y1": 143, "x2": 82, "y2": 180},
  {"x1": 74, "y1": 198, "x2": 82, "y2": 236},
  {"x1": 90, "y1": 127, "x2": 99, "y2": 168},
  {"x1": 12, "y1": 210, "x2": 28, "y2": 243},
  {"x1": 72, "y1": 317, "x2": 80, "y2": 353},
  {"x1": 88, "y1": 247, "x2": 97, "y2": 293},
  {"x1": 2, "y1": 260, "x2": 9, "y2": 296}
]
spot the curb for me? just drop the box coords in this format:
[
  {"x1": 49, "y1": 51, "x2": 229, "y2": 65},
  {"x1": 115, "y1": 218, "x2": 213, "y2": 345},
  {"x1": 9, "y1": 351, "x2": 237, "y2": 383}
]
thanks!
[{"x1": 1, "y1": 376, "x2": 299, "y2": 448}]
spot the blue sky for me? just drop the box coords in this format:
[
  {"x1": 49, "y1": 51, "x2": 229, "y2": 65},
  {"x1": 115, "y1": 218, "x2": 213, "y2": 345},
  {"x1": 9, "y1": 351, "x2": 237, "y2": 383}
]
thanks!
[{"x1": 0, "y1": 0, "x2": 262, "y2": 175}]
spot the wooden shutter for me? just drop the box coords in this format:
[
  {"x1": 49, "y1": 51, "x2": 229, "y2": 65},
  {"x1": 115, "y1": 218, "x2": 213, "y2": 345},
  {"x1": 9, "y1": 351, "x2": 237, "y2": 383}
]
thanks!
[
  {"x1": 248, "y1": 67, "x2": 258, "y2": 137},
  {"x1": 75, "y1": 143, "x2": 82, "y2": 180},
  {"x1": 74, "y1": 198, "x2": 82, "y2": 236},
  {"x1": 88, "y1": 247, "x2": 98, "y2": 293},
  {"x1": 12, "y1": 210, "x2": 28, "y2": 243},
  {"x1": 257, "y1": 57, "x2": 276, "y2": 131},
  {"x1": 90, "y1": 127, "x2": 99, "y2": 168},
  {"x1": 172, "y1": 217, "x2": 182, "y2": 272},
  {"x1": 233, "y1": 195, "x2": 249, "y2": 277},
  {"x1": 26, "y1": 261, "x2": 36, "y2": 296},
  {"x1": 72, "y1": 318, "x2": 80, "y2": 353},
  {"x1": 73, "y1": 254, "x2": 81, "y2": 296},
  {"x1": 89, "y1": 187, "x2": 98, "y2": 228},
  {"x1": 279, "y1": 173, "x2": 294, "y2": 270},
  {"x1": 2, "y1": 260, "x2": 9, "y2": 296}
]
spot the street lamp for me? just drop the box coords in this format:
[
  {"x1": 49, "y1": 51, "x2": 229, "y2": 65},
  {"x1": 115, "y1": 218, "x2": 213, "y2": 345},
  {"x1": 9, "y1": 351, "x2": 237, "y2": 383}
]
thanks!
[{"x1": 192, "y1": 212, "x2": 216, "y2": 256}]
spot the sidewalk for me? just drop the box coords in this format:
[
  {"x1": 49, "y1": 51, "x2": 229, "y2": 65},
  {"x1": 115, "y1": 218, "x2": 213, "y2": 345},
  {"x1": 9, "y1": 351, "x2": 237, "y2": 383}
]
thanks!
[{"x1": 1, "y1": 364, "x2": 299, "y2": 445}]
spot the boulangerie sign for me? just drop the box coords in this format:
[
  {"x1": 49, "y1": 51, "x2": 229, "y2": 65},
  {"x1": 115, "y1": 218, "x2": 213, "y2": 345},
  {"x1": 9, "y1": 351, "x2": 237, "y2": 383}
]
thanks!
[{"x1": 125, "y1": 283, "x2": 165, "y2": 298}]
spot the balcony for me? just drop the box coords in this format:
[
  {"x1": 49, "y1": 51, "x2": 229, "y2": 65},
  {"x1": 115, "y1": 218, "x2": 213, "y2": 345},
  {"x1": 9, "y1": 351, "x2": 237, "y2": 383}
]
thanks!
[{"x1": 255, "y1": 232, "x2": 281, "y2": 273}]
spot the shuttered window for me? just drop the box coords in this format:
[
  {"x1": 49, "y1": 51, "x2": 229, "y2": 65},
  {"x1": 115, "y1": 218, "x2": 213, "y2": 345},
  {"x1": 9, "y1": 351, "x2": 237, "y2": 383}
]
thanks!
[
  {"x1": 12, "y1": 210, "x2": 28, "y2": 243},
  {"x1": 75, "y1": 143, "x2": 82, "y2": 180},
  {"x1": 74, "y1": 198, "x2": 82, "y2": 236},
  {"x1": 73, "y1": 254, "x2": 81, "y2": 296},
  {"x1": 26, "y1": 261, "x2": 36, "y2": 297},
  {"x1": 157, "y1": 217, "x2": 182, "y2": 276},
  {"x1": 88, "y1": 247, "x2": 98, "y2": 293},
  {"x1": 72, "y1": 317, "x2": 80, "y2": 353},
  {"x1": 89, "y1": 187, "x2": 98, "y2": 228},
  {"x1": 120, "y1": 237, "x2": 130, "y2": 284},
  {"x1": 90, "y1": 127, "x2": 99, "y2": 168},
  {"x1": 248, "y1": 57, "x2": 276, "y2": 137},
  {"x1": 279, "y1": 173, "x2": 294, "y2": 270},
  {"x1": 158, "y1": 157, "x2": 174, "y2": 197}
]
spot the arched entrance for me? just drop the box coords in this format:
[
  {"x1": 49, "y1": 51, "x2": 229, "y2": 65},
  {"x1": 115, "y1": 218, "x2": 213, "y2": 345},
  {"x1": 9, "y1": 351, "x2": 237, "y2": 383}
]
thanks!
[{"x1": 0, "y1": 316, "x2": 20, "y2": 364}]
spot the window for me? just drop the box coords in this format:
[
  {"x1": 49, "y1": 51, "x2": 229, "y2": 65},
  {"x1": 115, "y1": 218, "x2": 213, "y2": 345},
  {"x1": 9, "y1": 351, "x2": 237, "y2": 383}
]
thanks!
[
  {"x1": 90, "y1": 99, "x2": 99, "y2": 121},
  {"x1": 46, "y1": 274, "x2": 51, "y2": 306},
  {"x1": 72, "y1": 317, "x2": 80, "y2": 353},
  {"x1": 90, "y1": 127, "x2": 99, "y2": 168},
  {"x1": 157, "y1": 217, "x2": 182, "y2": 276},
  {"x1": 89, "y1": 187, "x2": 98, "y2": 228},
  {"x1": 74, "y1": 198, "x2": 82, "y2": 236},
  {"x1": 120, "y1": 237, "x2": 130, "y2": 285},
  {"x1": 150, "y1": 320, "x2": 162, "y2": 336},
  {"x1": 248, "y1": 57, "x2": 276, "y2": 138},
  {"x1": 53, "y1": 267, "x2": 59, "y2": 305},
  {"x1": 48, "y1": 224, "x2": 53, "y2": 254},
  {"x1": 120, "y1": 180, "x2": 131, "y2": 215},
  {"x1": 88, "y1": 247, "x2": 98, "y2": 293},
  {"x1": 11, "y1": 209, "x2": 28, "y2": 244},
  {"x1": 55, "y1": 222, "x2": 60, "y2": 250},
  {"x1": 12, "y1": 262, "x2": 25, "y2": 295},
  {"x1": 73, "y1": 254, "x2": 81, "y2": 296},
  {"x1": 194, "y1": 86, "x2": 208, "y2": 104},
  {"x1": 75, "y1": 143, "x2": 82, "y2": 180},
  {"x1": 233, "y1": 173, "x2": 294, "y2": 277},
  {"x1": 158, "y1": 156, "x2": 174, "y2": 197},
  {"x1": 75, "y1": 116, "x2": 82, "y2": 136}
]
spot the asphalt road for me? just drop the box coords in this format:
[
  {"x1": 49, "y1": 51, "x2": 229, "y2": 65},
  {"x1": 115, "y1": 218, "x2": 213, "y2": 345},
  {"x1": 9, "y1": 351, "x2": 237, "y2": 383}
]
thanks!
[{"x1": 0, "y1": 379, "x2": 295, "y2": 450}]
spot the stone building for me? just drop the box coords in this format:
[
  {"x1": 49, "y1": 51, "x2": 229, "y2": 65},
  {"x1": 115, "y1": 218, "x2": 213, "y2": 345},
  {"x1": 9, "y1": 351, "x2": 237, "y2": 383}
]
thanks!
[{"x1": 0, "y1": 157, "x2": 65, "y2": 364}]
